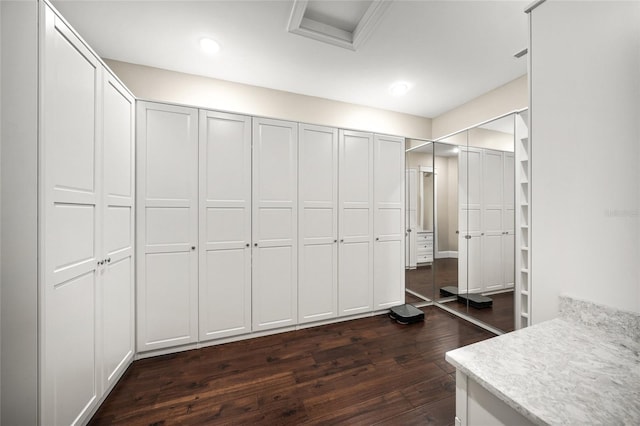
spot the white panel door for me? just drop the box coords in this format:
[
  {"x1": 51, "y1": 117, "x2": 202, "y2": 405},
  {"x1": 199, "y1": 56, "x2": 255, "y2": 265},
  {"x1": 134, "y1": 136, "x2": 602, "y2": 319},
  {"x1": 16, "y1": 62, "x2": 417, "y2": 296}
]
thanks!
[
  {"x1": 199, "y1": 110, "x2": 252, "y2": 340},
  {"x1": 405, "y1": 168, "x2": 418, "y2": 269},
  {"x1": 298, "y1": 124, "x2": 338, "y2": 323},
  {"x1": 100, "y1": 72, "x2": 135, "y2": 393},
  {"x1": 458, "y1": 147, "x2": 483, "y2": 293},
  {"x1": 503, "y1": 152, "x2": 515, "y2": 288},
  {"x1": 374, "y1": 135, "x2": 405, "y2": 309},
  {"x1": 338, "y1": 130, "x2": 374, "y2": 316},
  {"x1": 137, "y1": 102, "x2": 198, "y2": 351},
  {"x1": 252, "y1": 118, "x2": 298, "y2": 331},
  {"x1": 482, "y1": 150, "x2": 505, "y2": 291},
  {"x1": 41, "y1": 6, "x2": 101, "y2": 424}
]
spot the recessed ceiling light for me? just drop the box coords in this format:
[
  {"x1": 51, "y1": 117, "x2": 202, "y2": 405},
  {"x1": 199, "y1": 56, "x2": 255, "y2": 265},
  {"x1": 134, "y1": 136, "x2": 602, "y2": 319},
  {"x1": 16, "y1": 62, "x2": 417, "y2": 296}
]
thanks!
[
  {"x1": 200, "y1": 37, "x2": 221, "y2": 54},
  {"x1": 389, "y1": 81, "x2": 411, "y2": 96}
]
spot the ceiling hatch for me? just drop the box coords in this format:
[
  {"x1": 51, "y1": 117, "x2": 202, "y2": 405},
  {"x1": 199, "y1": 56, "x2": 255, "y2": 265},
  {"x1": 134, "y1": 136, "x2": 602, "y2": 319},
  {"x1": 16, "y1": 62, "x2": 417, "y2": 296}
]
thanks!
[{"x1": 288, "y1": 0, "x2": 392, "y2": 51}]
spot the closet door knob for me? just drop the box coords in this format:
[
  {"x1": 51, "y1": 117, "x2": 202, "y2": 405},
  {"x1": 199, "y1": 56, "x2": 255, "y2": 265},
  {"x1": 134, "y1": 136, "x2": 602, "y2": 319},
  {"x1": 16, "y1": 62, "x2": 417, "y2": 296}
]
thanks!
[
  {"x1": 334, "y1": 239, "x2": 337, "y2": 243},
  {"x1": 376, "y1": 237, "x2": 380, "y2": 241},
  {"x1": 254, "y1": 243, "x2": 258, "y2": 247},
  {"x1": 106, "y1": 258, "x2": 111, "y2": 263},
  {"x1": 340, "y1": 239, "x2": 344, "y2": 243},
  {"x1": 191, "y1": 246, "x2": 196, "y2": 250},
  {"x1": 246, "y1": 243, "x2": 250, "y2": 247}
]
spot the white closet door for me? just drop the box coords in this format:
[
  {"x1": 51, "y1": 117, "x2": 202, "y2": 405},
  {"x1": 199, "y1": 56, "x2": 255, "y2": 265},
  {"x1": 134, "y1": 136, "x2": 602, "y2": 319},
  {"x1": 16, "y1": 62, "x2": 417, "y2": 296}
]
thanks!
[
  {"x1": 199, "y1": 110, "x2": 252, "y2": 340},
  {"x1": 41, "y1": 5, "x2": 101, "y2": 423},
  {"x1": 405, "y1": 169, "x2": 418, "y2": 269},
  {"x1": 338, "y1": 130, "x2": 374, "y2": 316},
  {"x1": 252, "y1": 118, "x2": 298, "y2": 331},
  {"x1": 100, "y1": 72, "x2": 135, "y2": 393},
  {"x1": 482, "y1": 149, "x2": 505, "y2": 291},
  {"x1": 298, "y1": 124, "x2": 338, "y2": 323},
  {"x1": 458, "y1": 147, "x2": 483, "y2": 294},
  {"x1": 503, "y1": 152, "x2": 515, "y2": 288},
  {"x1": 373, "y1": 135, "x2": 405, "y2": 309},
  {"x1": 137, "y1": 102, "x2": 199, "y2": 351}
]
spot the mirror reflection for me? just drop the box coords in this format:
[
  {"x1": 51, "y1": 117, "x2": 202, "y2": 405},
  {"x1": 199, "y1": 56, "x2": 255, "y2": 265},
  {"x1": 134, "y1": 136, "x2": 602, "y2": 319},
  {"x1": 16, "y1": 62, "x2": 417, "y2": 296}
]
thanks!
[
  {"x1": 405, "y1": 140, "x2": 435, "y2": 303},
  {"x1": 405, "y1": 112, "x2": 522, "y2": 333}
]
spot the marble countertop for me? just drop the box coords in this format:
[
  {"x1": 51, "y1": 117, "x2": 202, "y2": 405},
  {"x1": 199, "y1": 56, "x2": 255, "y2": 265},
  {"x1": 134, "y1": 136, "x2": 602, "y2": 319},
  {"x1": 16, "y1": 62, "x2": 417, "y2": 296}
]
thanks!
[{"x1": 445, "y1": 296, "x2": 640, "y2": 425}]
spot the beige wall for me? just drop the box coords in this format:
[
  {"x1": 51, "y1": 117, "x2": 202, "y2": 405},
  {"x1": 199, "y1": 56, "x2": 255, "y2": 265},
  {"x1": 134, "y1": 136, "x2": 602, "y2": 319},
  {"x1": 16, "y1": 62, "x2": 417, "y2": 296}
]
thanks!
[
  {"x1": 446, "y1": 156, "x2": 458, "y2": 252},
  {"x1": 468, "y1": 128, "x2": 515, "y2": 152},
  {"x1": 105, "y1": 59, "x2": 433, "y2": 140},
  {"x1": 406, "y1": 149, "x2": 458, "y2": 254},
  {"x1": 432, "y1": 74, "x2": 527, "y2": 139}
]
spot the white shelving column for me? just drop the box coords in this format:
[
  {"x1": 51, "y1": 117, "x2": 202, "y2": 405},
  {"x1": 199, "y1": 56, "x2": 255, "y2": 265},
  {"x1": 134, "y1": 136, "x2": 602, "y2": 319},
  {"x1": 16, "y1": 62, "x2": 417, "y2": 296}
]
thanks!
[{"x1": 515, "y1": 111, "x2": 531, "y2": 329}]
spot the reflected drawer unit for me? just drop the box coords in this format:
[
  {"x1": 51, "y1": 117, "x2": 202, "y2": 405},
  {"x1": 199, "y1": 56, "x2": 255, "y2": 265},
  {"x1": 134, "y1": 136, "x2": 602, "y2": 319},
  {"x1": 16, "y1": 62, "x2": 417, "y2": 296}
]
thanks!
[{"x1": 416, "y1": 231, "x2": 433, "y2": 264}]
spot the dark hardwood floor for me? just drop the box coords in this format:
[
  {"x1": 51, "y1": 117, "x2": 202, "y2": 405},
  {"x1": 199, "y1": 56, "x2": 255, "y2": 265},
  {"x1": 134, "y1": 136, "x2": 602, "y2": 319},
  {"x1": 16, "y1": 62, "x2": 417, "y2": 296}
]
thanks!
[
  {"x1": 405, "y1": 258, "x2": 459, "y2": 302},
  {"x1": 406, "y1": 258, "x2": 515, "y2": 333},
  {"x1": 441, "y1": 292, "x2": 515, "y2": 332},
  {"x1": 90, "y1": 307, "x2": 495, "y2": 425}
]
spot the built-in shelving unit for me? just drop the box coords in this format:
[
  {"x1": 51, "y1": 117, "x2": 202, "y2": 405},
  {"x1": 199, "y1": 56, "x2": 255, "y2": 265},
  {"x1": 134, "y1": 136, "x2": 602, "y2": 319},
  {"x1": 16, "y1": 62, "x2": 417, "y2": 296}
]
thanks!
[{"x1": 515, "y1": 111, "x2": 531, "y2": 329}]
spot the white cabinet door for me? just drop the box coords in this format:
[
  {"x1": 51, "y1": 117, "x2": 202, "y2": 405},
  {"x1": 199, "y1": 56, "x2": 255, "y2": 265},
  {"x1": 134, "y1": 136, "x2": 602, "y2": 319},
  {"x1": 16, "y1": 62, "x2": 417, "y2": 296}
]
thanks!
[
  {"x1": 137, "y1": 102, "x2": 199, "y2": 351},
  {"x1": 458, "y1": 147, "x2": 483, "y2": 293},
  {"x1": 338, "y1": 130, "x2": 374, "y2": 316},
  {"x1": 503, "y1": 152, "x2": 515, "y2": 288},
  {"x1": 199, "y1": 110, "x2": 252, "y2": 340},
  {"x1": 100, "y1": 72, "x2": 135, "y2": 393},
  {"x1": 482, "y1": 150, "x2": 504, "y2": 291},
  {"x1": 405, "y1": 168, "x2": 418, "y2": 269},
  {"x1": 298, "y1": 124, "x2": 338, "y2": 323},
  {"x1": 252, "y1": 118, "x2": 298, "y2": 331},
  {"x1": 373, "y1": 134, "x2": 405, "y2": 309},
  {"x1": 41, "y1": 6, "x2": 101, "y2": 423}
]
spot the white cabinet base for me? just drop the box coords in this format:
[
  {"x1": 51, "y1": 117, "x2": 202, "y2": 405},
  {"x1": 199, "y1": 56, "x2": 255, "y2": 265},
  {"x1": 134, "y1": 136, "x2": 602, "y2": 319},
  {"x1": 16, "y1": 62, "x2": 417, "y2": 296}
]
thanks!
[{"x1": 455, "y1": 371, "x2": 535, "y2": 426}]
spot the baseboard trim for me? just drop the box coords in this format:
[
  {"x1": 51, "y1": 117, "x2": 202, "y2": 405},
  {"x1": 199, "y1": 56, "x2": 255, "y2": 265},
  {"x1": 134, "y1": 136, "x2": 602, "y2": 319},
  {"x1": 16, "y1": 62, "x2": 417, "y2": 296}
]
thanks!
[{"x1": 436, "y1": 251, "x2": 458, "y2": 259}]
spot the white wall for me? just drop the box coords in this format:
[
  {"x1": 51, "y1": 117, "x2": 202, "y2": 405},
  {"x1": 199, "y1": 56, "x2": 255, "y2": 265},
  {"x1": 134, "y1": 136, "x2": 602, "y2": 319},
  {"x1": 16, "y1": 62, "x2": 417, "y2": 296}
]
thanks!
[
  {"x1": 105, "y1": 60, "x2": 433, "y2": 140},
  {"x1": 0, "y1": 2, "x2": 3, "y2": 421},
  {"x1": 0, "y1": 2, "x2": 39, "y2": 424},
  {"x1": 530, "y1": 1, "x2": 640, "y2": 322},
  {"x1": 432, "y1": 75, "x2": 527, "y2": 139}
]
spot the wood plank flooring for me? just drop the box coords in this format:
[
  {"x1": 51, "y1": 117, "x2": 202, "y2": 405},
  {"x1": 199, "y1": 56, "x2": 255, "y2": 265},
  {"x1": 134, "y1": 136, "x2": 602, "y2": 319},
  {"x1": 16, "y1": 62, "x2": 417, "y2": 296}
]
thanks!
[
  {"x1": 89, "y1": 307, "x2": 494, "y2": 425},
  {"x1": 441, "y1": 292, "x2": 515, "y2": 332}
]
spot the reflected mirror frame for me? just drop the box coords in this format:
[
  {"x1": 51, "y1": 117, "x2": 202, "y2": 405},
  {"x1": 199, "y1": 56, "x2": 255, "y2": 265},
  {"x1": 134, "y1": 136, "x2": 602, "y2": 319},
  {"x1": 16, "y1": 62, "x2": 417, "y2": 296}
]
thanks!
[
  {"x1": 431, "y1": 111, "x2": 521, "y2": 335},
  {"x1": 404, "y1": 139, "x2": 436, "y2": 303}
]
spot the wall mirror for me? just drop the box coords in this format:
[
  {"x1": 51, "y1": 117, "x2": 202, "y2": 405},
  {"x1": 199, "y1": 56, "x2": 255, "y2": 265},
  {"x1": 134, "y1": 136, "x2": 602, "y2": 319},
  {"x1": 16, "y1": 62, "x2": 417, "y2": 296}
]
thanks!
[
  {"x1": 460, "y1": 114, "x2": 516, "y2": 332},
  {"x1": 406, "y1": 112, "x2": 524, "y2": 334},
  {"x1": 405, "y1": 140, "x2": 435, "y2": 303}
]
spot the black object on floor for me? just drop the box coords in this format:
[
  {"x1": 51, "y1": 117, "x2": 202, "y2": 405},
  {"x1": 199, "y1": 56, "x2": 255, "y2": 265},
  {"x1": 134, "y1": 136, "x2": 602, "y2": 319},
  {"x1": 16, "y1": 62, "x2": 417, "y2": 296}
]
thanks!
[
  {"x1": 389, "y1": 304, "x2": 425, "y2": 324},
  {"x1": 440, "y1": 286, "x2": 493, "y2": 308},
  {"x1": 439, "y1": 286, "x2": 459, "y2": 297},
  {"x1": 457, "y1": 293, "x2": 493, "y2": 309}
]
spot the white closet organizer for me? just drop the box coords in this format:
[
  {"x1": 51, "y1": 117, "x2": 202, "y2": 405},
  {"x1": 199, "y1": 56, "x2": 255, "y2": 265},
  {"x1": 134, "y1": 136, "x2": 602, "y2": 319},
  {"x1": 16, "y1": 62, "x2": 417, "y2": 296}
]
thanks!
[
  {"x1": 298, "y1": 124, "x2": 339, "y2": 323},
  {"x1": 298, "y1": 127, "x2": 405, "y2": 322},
  {"x1": 1, "y1": 1, "x2": 136, "y2": 424},
  {"x1": 136, "y1": 102, "x2": 199, "y2": 352},
  {"x1": 416, "y1": 231, "x2": 434, "y2": 264},
  {"x1": 252, "y1": 118, "x2": 299, "y2": 331},
  {"x1": 372, "y1": 134, "x2": 406, "y2": 309},
  {"x1": 458, "y1": 147, "x2": 514, "y2": 294},
  {"x1": 199, "y1": 110, "x2": 253, "y2": 340},
  {"x1": 137, "y1": 103, "x2": 405, "y2": 355}
]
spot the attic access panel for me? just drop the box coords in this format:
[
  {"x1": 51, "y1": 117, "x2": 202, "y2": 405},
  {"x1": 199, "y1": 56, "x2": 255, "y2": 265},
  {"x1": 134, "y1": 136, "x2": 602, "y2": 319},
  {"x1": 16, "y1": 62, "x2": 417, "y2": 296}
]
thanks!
[{"x1": 287, "y1": 0, "x2": 392, "y2": 51}]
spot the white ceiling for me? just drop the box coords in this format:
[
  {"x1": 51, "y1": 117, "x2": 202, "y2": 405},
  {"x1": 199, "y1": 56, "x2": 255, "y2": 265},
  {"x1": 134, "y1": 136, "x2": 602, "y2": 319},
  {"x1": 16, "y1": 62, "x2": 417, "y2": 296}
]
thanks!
[{"x1": 52, "y1": 0, "x2": 529, "y2": 118}]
